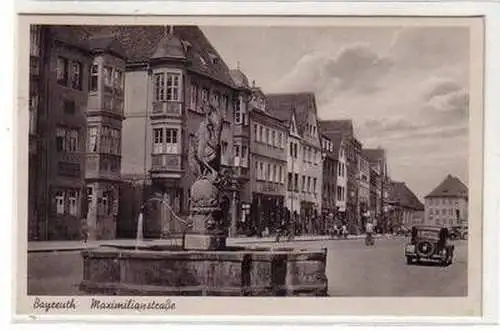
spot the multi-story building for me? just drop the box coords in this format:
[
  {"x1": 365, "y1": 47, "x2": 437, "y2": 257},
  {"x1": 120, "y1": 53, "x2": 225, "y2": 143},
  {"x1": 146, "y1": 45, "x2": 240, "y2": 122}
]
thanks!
[
  {"x1": 228, "y1": 69, "x2": 252, "y2": 236},
  {"x1": 82, "y1": 26, "x2": 240, "y2": 238},
  {"x1": 28, "y1": 26, "x2": 93, "y2": 240},
  {"x1": 387, "y1": 181, "x2": 424, "y2": 229},
  {"x1": 320, "y1": 134, "x2": 337, "y2": 224},
  {"x1": 243, "y1": 81, "x2": 288, "y2": 236},
  {"x1": 267, "y1": 93, "x2": 323, "y2": 234},
  {"x1": 358, "y1": 152, "x2": 371, "y2": 227},
  {"x1": 84, "y1": 36, "x2": 127, "y2": 240},
  {"x1": 424, "y1": 174, "x2": 468, "y2": 227},
  {"x1": 363, "y1": 148, "x2": 389, "y2": 230},
  {"x1": 320, "y1": 120, "x2": 362, "y2": 233}
]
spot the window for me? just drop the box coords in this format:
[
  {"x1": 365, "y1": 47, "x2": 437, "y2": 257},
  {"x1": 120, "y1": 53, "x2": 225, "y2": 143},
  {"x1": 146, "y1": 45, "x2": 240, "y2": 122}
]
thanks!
[
  {"x1": 68, "y1": 190, "x2": 79, "y2": 216},
  {"x1": 278, "y1": 133, "x2": 283, "y2": 148},
  {"x1": 190, "y1": 84, "x2": 198, "y2": 109},
  {"x1": 55, "y1": 190, "x2": 65, "y2": 215},
  {"x1": 114, "y1": 69, "x2": 123, "y2": 90},
  {"x1": 313, "y1": 178, "x2": 317, "y2": 194},
  {"x1": 260, "y1": 162, "x2": 264, "y2": 181},
  {"x1": 221, "y1": 95, "x2": 228, "y2": 115},
  {"x1": 259, "y1": 126, "x2": 263, "y2": 142},
  {"x1": 267, "y1": 163, "x2": 271, "y2": 182},
  {"x1": 265, "y1": 128, "x2": 270, "y2": 145},
  {"x1": 104, "y1": 66, "x2": 113, "y2": 88},
  {"x1": 241, "y1": 145, "x2": 248, "y2": 167},
  {"x1": 86, "y1": 186, "x2": 93, "y2": 207},
  {"x1": 57, "y1": 57, "x2": 68, "y2": 86},
  {"x1": 302, "y1": 175, "x2": 306, "y2": 192},
  {"x1": 279, "y1": 166, "x2": 283, "y2": 183},
  {"x1": 56, "y1": 128, "x2": 66, "y2": 152},
  {"x1": 71, "y1": 61, "x2": 82, "y2": 90},
  {"x1": 166, "y1": 73, "x2": 181, "y2": 101},
  {"x1": 273, "y1": 164, "x2": 277, "y2": 182},
  {"x1": 201, "y1": 88, "x2": 209, "y2": 104},
  {"x1": 153, "y1": 128, "x2": 164, "y2": 153},
  {"x1": 288, "y1": 172, "x2": 293, "y2": 191},
  {"x1": 154, "y1": 73, "x2": 165, "y2": 101},
  {"x1": 166, "y1": 128, "x2": 178, "y2": 153},
  {"x1": 234, "y1": 98, "x2": 242, "y2": 124},
  {"x1": 307, "y1": 176, "x2": 311, "y2": 193},
  {"x1": 271, "y1": 130, "x2": 276, "y2": 147},
  {"x1": 212, "y1": 92, "x2": 220, "y2": 109},
  {"x1": 67, "y1": 129, "x2": 78, "y2": 152},
  {"x1": 254, "y1": 161, "x2": 258, "y2": 178},
  {"x1": 254, "y1": 124, "x2": 258, "y2": 141},
  {"x1": 90, "y1": 64, "x2": 98, "y2": 92},
  {"x1": 294, "y1": 173, "x2": 299, "y2": 191},
  {"x1": 303, "y1": 145, "x2": 306, "y2": 160}
]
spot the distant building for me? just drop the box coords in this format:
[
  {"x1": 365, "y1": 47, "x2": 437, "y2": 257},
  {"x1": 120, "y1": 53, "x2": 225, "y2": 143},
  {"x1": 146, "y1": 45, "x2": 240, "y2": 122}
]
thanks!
[
  {"x1": 424, "y1": 174, "x2": 468, "y2": 227},
  {"x1": 387, "y1": 181, "x2": 424, "y2": 229},
  {"x1": 243, "y1": 81, "x2": 288, "y2": 236},
  {"x1": 267, "y1": 93, "x2": 323, "y2": 234},
  {"x1": 358, "y1": 152, "x2": 371, "y2": 225},
  {"x1": 320, "y1": 134, "x2": 336, "y2": 220},
  {"x1": 29, "y1": 26, "x2": 93, "y2": 240},
  {"x1": 363, "y1": 148, "x2": 389, "y2": 229},
  {"x1": 320, "y1": 120, "x2": 361, "y2": 232}
]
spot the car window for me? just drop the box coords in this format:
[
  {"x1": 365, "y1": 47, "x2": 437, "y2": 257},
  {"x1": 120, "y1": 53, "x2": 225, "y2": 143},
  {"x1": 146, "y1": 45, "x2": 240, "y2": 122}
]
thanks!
[{"x1": 417, "y1": 230, "x2": 440, "y2": 239}]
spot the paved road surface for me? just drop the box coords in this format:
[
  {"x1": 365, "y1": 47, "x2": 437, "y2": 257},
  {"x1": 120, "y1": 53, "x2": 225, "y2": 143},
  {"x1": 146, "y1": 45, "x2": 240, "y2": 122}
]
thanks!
[{"x1": 27, "y1": 237, "x2": 468, "y2": 296}]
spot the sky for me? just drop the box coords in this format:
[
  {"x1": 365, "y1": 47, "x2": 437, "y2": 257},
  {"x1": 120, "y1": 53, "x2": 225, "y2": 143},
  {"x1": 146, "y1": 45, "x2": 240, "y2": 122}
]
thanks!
[{"x1": 201, "y1": 25, "x2": 470, "y2": 200}]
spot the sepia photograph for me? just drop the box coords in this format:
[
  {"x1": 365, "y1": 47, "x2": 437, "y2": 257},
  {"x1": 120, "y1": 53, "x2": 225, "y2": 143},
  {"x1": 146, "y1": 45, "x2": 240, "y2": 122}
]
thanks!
[{"x1": 15, "y1": 13, "x2": 485, "y2": 318}]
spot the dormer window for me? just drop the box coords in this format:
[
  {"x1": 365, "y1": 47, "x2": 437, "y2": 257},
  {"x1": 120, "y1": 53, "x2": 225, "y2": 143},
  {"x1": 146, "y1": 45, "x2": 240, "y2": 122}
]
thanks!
[
  {"x1": 208, "y1": 52, "x2": 219, "y2": 64},
  {"x1": 181, "y1": 40, "x2": 192, "y2": 53},
  {"x1": 199, "y1": 55, "x2": 208, "y2": 67}
]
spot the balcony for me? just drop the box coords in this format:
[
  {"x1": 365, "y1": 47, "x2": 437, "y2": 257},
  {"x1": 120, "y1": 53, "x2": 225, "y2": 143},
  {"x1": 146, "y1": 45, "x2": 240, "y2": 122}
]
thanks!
[
  {"x1": 233, "y1": 166, "x2": 249, "y2": 180},
  {"x1": 151, "y1": 101, "x2": 182, "y2": 119},
  {"x1": 150, "y1": 153, "x2": 182, "y2": 177}
]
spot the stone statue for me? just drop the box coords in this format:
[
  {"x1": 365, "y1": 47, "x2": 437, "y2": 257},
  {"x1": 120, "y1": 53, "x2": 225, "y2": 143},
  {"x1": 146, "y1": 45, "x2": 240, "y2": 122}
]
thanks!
[
  {"x1": 185, "y1": 103, "x2": 228, "y2": 249},
  {"x1": 189, "y1": 103, "x2": 223, "y2": 183}
]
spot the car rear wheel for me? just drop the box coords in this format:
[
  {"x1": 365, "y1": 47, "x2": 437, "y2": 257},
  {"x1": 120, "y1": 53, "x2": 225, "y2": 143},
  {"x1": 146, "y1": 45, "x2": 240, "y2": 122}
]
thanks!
[{"x1": 416, "y1": 240, "x2": 435, "y2": 258}]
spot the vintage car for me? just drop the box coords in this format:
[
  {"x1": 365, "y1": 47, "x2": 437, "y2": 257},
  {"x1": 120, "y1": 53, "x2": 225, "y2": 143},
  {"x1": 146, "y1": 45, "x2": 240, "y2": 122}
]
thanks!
[{"x1": 404, "y1": 225, "x2": 455, "y2": 266}]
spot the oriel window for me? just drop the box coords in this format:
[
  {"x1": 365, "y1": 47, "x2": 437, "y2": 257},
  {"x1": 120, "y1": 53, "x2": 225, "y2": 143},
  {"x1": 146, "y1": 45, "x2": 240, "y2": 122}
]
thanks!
[
  {"x1": 71, "y1": 61, "x2": 82, "y2": 90},
  {"x1": 90, "y1": 64, "x2": 99, "y2": 92}
]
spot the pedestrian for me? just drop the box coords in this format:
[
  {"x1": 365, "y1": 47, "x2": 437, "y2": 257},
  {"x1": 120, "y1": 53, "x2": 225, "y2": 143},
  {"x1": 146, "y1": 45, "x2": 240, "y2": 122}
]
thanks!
[
  {"x1": 342, "y1": 223, "x2": 348, "y2": 239},
  {"x1": 80, "y1": 218, "x2": 89, "y2": 243},
  {"x1": 365, "y1": 219, "x2": 375, "y2": 246}
]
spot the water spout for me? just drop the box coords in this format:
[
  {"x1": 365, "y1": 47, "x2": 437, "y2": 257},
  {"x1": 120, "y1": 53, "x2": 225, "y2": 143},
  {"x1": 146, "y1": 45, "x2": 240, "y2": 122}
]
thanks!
[{"x1": 135, "y1": 210, "x2": 144, "y2": 249}]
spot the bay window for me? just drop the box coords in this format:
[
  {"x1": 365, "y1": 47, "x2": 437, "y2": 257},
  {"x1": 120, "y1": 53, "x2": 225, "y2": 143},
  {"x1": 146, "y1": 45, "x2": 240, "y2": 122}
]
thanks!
[
  {"x1": 153, "y1": 127, "x2": 164, "y2": 153},
  {"x1": 166, "y1": 73, "x2": 181, "y2": 101},
  {"x1": 154, "y1": 72, "x2": 182, "y2": 102},
  {"x1": 114, "y1": 69, "x2": 123, "y2": 91},
  {"x1": 104, "y1": 66, "x2": 113, "y2": 89},
  {"x1": 165, "y1": 128, "x2": 178, "y2": 153}
]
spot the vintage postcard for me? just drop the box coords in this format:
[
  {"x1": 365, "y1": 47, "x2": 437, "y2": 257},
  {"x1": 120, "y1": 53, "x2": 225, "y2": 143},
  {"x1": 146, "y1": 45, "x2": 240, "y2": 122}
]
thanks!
[{"x1": 14, "y1": 13, "x2": 484, "y2": 319}]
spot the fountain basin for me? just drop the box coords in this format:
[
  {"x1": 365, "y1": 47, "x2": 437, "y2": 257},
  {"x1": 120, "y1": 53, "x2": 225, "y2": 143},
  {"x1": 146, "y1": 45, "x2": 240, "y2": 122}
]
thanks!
[{"x1": 79, "y1": 245, "x2": 328, "y2": 296}]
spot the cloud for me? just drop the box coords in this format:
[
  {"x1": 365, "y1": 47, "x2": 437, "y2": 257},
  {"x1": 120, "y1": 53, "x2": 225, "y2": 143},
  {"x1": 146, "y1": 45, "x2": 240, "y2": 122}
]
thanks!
[{"x1": 273, "y1": 43, "x2": 393, "y2": 96}]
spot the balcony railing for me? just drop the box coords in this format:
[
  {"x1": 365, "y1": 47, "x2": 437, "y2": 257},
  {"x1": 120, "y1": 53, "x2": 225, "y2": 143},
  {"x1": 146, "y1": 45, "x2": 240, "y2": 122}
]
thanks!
[
  {"x1": 152, "y1": 101, "x2": 182, "y2": 117},
  {"x1": 151, "y1": 153, "x2": 182, "y2": 172}
]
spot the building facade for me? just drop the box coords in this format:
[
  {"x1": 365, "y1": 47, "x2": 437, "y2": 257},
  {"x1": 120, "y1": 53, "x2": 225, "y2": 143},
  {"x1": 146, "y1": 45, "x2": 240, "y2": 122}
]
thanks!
[
  {"x1": 246, "y1": 84, "x2": 287, "y2": 236},
  {"x1": 29, "y1": 26, "x2": 93, "y2": 240},
  {"x1": 387, "y1": 181, "x2": 424, "y2": 229},
  {"x1": 266, "y1": 93, "x2": 323, "y2": 235},
  {"x1": 358, "y1": 152, "x2": 371, "y2": 226},
  {"x1": 81, "y1": 26, "x2": 240, "y2": 237},
  {"x1": 424, "y1": 175, "x2": 468, "y2": 227},
  {"x1": 319, "y1": 120, "x2": 361, "y2": 233},
  {"x1": 320, "y1": 134, "x2": 337, "y2": 222},
  {"x1": 363, "y1": 148, "x2": 389, "y2": 230},
  {"x1": 84, "y1": 37, "x2": 127, "y2": 240}
]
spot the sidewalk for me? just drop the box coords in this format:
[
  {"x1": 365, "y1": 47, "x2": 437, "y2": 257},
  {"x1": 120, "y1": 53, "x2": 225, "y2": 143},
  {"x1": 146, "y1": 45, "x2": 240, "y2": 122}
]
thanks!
[{"x1": 27, "y1": 234, "x2": 389, "y2": 253}]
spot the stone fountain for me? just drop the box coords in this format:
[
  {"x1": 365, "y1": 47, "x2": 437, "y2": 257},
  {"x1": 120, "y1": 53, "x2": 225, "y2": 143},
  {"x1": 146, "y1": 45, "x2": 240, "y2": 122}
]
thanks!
[{"x1": 80, "y1": 104, "x2": 328, "y2": 296}]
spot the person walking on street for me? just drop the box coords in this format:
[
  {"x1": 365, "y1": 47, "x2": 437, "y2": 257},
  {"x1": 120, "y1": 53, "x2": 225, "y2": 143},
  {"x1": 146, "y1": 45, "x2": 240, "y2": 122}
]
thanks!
[{"x1": 365, "y1": 220, "x2": 375, "y2": 246}]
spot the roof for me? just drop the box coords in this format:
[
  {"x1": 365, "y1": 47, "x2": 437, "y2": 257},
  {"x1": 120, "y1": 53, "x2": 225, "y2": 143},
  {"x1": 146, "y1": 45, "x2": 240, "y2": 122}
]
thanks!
[
  {"x1": 388, "y1": 182, "x2": 424, "y2": 210},
  {"x1": 87, "y1": 35, "x2": 127, "y2": 59},
  {"x1": 265, "y1": 92, "x2": 317, "y2": 135},
  {"x1": 49, "y1": 25, "x2": 91, "y2": 52},
  {"x1": 425, "y1": 174, "x2": 468, "y2": 199},
  {"x1": 81, "y1": 25, "x2": 235, "y2": 87},
  {"x1": 230, "y1": 69, "x2": 250, "y2": 89},
  {"x1": 363, "y1": 148, "x2": 386, "y2": 163},
  {"x1": 319, "y1": 120, "x2": 354, "y2": 138}
]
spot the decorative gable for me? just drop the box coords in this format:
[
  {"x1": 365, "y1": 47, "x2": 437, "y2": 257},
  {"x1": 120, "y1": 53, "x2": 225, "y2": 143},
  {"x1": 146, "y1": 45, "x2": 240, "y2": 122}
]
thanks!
[{"x1": 290, "y1": 113, "x2": 299, "y2": 136}]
